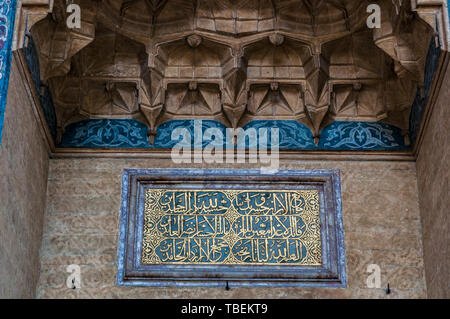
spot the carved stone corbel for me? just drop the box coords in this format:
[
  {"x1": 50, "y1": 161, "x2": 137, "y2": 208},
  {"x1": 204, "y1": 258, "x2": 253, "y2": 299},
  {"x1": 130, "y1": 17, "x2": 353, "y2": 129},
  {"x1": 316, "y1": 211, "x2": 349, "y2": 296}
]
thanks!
[
  {"x1": 139, "y1": 71, "x2": 165, "y2": 145},
  {"x1": 374, "y1": 0, "x2": 434, "y2": 82},
  {"x1": 139, "y1": 45, "x2": 165, "y2": 144},
  {"x1": 301, "y1": 51, "x2": 330, "y2": 145},
  {"x1": 27, "y1": 0, "x2": 96, "y2": 83},
  {"x1": 12, "y1": 0, "x2": 54, "y2": 50},
  {"x1": 221, "y1": 46, "x2": 248, "y2": 129},
  {"x1": 412, "y1": 0, "x2": 449, "y2": 51}
]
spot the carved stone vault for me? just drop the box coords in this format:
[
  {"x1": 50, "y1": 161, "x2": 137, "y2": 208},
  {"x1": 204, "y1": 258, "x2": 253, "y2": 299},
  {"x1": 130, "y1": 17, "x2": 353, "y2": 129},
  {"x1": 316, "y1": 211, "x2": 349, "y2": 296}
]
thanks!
[{"x1": 25, "y1": 0, "x2": 439, "y2": 146}]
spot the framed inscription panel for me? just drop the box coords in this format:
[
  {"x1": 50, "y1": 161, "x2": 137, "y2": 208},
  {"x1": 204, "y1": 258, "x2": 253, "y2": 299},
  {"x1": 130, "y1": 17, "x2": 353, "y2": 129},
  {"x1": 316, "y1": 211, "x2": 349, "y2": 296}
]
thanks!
[{"x1": 117, "y1": 169, "x2": 346, "y2": 287}]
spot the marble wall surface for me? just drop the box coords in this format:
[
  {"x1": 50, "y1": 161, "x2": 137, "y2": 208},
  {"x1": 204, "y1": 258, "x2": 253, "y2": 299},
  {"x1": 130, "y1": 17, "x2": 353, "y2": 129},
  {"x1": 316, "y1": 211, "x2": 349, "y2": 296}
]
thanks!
[
  {"x1": 36, "y1": 159, "x2": 426, "y2": 298},
  {"x1": 416, "y1": 61, "x2": 450, "y2": 299},
  {"x1": 0, "y1": 58, "x2": 50, "y2": 298}
]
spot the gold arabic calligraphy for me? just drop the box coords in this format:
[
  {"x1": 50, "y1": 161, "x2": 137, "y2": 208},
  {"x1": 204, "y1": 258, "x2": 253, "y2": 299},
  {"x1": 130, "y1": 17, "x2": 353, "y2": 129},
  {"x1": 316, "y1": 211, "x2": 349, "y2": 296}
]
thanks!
[{"x1": 142, "y1": 189, "x2": 322, "y2": 265}]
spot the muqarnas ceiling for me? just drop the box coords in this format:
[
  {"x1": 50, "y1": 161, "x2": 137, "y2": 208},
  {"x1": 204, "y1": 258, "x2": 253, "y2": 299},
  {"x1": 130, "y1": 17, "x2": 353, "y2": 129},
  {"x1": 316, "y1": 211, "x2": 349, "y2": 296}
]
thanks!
[{"x1": 27, "y1": 0, "x2": 437, "y2": 148}]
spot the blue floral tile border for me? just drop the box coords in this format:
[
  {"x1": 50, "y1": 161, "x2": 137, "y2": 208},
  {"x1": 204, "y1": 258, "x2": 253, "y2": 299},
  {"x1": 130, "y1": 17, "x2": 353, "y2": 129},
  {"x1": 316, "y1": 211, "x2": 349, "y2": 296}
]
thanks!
[{"x1": 60, "y1": 118, "x2": 408, "y2": 151}]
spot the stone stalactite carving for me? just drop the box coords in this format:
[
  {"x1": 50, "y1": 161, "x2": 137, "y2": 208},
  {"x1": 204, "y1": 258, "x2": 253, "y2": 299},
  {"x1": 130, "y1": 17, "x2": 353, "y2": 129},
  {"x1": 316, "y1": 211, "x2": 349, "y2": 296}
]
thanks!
[
  {"x1": 12, "y1": 0, "x2": 54, "y2": 50},
  {"x1": 22, "y1": 0, "x2": 441, "y2": 146},
  {"x1": 221, "y1": 47, "x2": 248, "y2": 131},
  {"x1": 25, "y1": 0, "x2": 96, "y2": 82},
  {"x1": 302, "y1": 51, "x2": 330, "y2": 145},
  {"x1": 140, "y1": 52, "x2": 166, "y2": 144},
  {"x1": 373, "y1": 0, "x2": 432, "y2": 82},
  {"x1": 411, "y1": 0, "x2": 449, "y2": 51}
]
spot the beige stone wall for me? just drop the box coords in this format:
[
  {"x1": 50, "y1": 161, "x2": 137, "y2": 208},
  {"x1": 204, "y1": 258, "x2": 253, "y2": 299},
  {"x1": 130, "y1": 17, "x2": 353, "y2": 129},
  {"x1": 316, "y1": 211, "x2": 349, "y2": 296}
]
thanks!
[
  {"x1": 416, "y1": 61, "x2": 450, "y2": 298},
  {"x1": 36, "y1": 159, "x2": 426, "y2": 298},
  {"x1": 0, "y1": 58, "x2": 50, "y2": 298}
]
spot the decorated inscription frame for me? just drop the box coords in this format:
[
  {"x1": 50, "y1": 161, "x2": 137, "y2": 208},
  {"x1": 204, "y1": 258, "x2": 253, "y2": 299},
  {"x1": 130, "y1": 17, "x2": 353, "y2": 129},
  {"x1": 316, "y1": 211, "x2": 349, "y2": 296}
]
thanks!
[{"x1": 117, "y1": 169, "x2": 346, "y2": 288}]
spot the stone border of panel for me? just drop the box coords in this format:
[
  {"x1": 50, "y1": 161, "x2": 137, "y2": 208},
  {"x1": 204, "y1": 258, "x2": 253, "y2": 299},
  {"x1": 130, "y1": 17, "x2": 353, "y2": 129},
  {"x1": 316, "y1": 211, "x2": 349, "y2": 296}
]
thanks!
[{"x1": 117, "y1": 168, "x2": 346, "y2": 288}]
